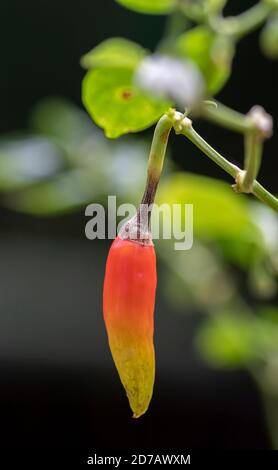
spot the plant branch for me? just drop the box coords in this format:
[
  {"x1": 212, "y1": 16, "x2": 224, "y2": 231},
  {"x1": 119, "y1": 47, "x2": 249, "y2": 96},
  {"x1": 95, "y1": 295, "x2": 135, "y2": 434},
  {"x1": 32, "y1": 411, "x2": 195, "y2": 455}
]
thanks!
[
  {"x1": 201, "y1": 103, "x2": 273, "y2": 195},
  {"x1": 158, "y1": 9, "x2": 189, "y2": 53},
  {"x1": 242, "y1": 132, "x2": 263, "y2": 192},
  {"x1": 201, "y1": 101, "x2": 252, "y2": 134},
  {"x1": 177, "y1": 0, "x2": 206, "y2": 23},
  {"x1": 238, "y1": 106, "x2": 273, "y2": 193},
  {"x1": 252, "y1": 180, "x2": 278, "y2": 211},
  {"x1": 141, "y1": 114, "x2": 173, "y2": 207},
  {"x1": 212, "y1": 2, "x2": 273, "y2": 39},
  {"x1": 170, "y1": 111, "x2": 278, "y2": 212}
]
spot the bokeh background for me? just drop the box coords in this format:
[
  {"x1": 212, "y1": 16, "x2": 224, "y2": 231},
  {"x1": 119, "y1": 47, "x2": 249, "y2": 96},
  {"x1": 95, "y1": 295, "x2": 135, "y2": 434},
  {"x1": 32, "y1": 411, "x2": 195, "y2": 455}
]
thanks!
[{"x1": 1, "y1": 0, "x2": 278, "y2": 450}]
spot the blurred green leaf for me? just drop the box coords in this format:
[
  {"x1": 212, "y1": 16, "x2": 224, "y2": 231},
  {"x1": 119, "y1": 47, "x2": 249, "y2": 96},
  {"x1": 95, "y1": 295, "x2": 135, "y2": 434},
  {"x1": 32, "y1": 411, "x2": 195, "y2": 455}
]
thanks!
[
  {"x1": 2, "y1": 131, "x2": 149, "y2": 215},
  {"x1": 81, "y1": 38, "x2": 147, "y2": 70},
  {"x1": 158, "y1": 240, "x2": 236, "y2": 309},
  {"x1": 260, "y1": 13, "x2": 278, "y2": 60},
  {"x1": 82, "y1": 67, "x2": 170, "y2": 138},
  {"x1": 196, "y1": 312, "x2": 278, "y2": 368},
  {"x1": 261, "y1": 307, "x2": 278, "y2": 325},
  {"x1": 158, "y1": 172, "x2": 259, "y2": 239},
  {"x1": 176, "y1": 27, "x2": 234, "y2": 94},
  {"x1": 157, "y1": 172, "x2": 263, "y2": 267},
  {"x1": 115, "y1": 0, "x2": 175, "y2": 15},
  {"x1": 197, "y1": 315, "x2": 256, "y2": 367},
  {"x1": 249, "y1": 261, "x2": 278, "y2": 299},
  {"x1": 0, "y1": 137, "x2": 63, "y2": 191},
  {"x1": 104, "y1": 140, "x2": 148, "y2": 199},
  {"x1": 30, "y1": 97, "x2": 95, "y2": 145},
  {"x1": 4, "y1": 170, "x2": 97, "y2": 216},
  {"x1": 251, "y1": 204, "x2": 278, "y2": 257}
]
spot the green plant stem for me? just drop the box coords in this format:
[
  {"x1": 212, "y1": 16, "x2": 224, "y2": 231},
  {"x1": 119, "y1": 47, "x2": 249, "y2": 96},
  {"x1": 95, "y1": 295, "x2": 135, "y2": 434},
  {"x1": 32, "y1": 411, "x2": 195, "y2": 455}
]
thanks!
[
  {"x1": 201, "y1": 101, "x2": 252, "y2": 134},
  {"x1": 141, "y1": 115, "x2": 173, "y2": 207},
  {"x1": 252, "y1": 180, "x2": 278, "y2": 211},
  {"x1": 230, "y1": 2, "x2": 272, "y2": 38},
  {"x1": 201, "y1": 103, "x2": 273, "y2": 196},
  {"x1": 177, "y1": 0, "x2": 205, "y2": 23},
  {"x1": 158, "y1": 9, "x2": 189, "y2": 53},
  {"x1": 243, "y1": 132, "x2": 263, "y2": 192},
  {"x1": 215, "y1": 2, "x2": 272, "y2": 38},
  {"x1": 172, "y1": 116, "x2": 278, "y2": 212},
  {"x1": 184, "y1": 125, "x2": 239, "y2": 178}
]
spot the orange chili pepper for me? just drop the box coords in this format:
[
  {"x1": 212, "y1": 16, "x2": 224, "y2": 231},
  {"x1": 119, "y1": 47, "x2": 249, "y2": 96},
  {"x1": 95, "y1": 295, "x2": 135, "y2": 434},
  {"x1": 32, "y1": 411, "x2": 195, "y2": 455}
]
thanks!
[
  {"x1": 103, "y1": 232, "x2": 157, "y2": 418},
  {"x1": 103, "y1": 115, "x2": 172, "y2": 418}
]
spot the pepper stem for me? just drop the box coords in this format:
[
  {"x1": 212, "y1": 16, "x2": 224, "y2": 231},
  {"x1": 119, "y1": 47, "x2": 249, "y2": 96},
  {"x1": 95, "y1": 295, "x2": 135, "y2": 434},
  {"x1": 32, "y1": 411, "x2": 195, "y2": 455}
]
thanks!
[
  {"x1": 141, "y1": 113, "x2": 173, "y2": 208},
  {"x1": 119, "y1": 114, "x2": 173, "y2": 244},
  {"x1": 138, "y1": 114, "x2": 173, "y2": 235}
]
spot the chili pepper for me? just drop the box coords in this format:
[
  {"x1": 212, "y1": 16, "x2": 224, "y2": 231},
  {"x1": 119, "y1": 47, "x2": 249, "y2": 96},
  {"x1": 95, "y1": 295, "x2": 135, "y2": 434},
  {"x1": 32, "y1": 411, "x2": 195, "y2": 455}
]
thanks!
[
  {"x1": 103, "y1": 230, "x2": 157, "y2": 418},
  {"x1": 103, "y1": 115, "x2": 172, "y2": 418}
]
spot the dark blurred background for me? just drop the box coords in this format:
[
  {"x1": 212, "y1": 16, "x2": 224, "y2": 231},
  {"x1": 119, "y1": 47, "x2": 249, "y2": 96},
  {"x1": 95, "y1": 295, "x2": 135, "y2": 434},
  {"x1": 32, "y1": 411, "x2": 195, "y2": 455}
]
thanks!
[{"x1": 0, "y1": 0, "x2": 277, "y2": 451}]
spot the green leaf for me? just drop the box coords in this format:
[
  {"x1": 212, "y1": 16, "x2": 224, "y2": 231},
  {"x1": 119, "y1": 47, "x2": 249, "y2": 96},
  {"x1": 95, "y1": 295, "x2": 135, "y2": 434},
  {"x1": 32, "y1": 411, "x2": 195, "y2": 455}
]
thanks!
[
  {"x1": 157, "y1": 172, "x2": 263, "y2": 267},
  {"x1": 4, "y1": 170, "x2": 97, "y2": 216},
  {"x1": 82, "y1": 67, "x2": 170, "y2": 138},
  {"x1": 115, "y1": 0, "x2": 175, "y2": 15},
  {"x1": 158, "y1": 172, "x2": 258, "y2": 240},
  {"x1": 197, "y1": 315, "x2": 257, "y2": 367},
  {"x1": 260, "y1": 14, "x2": 278, "y2": 60},
  {"x1": 261, "y1": 307, "x2": 278, "y2": 325},
  {"x1": 0, "y1": 136, "x2": 63, "y2": 191},
  {"x1": 176, "y1": 27, "x2": 234, "y2": 95},
  {"x1": 81, "y1": 38, "x2": 147, "y2": 70},
  {"x1": 196, "y1": 313, "x2": 278, "y2": 368},
  {"x1": 30, "y1": 98, "x2": 95, "y2": 144},
  {"x1": 157, "y1": 240, "x2": 236, "y2": 309}
]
